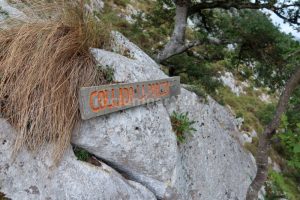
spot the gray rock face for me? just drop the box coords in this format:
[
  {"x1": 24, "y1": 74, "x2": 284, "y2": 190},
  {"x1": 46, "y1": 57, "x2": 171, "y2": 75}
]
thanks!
[
  {"x1": 85, "y1": 0, "x2": 104, "y2": 16},
  {"x1": 91, "y1": 48, "x2": 166, "y2": 82},
  {"x1": 165, "y1": 90, "x2": 256, "y2": 200},
  {"x1": 219, "y1": 72, "x2": 248, "y2": 96},
  {"x1": 0, "y1": 28, "x2": 256, "y2": 200},
  {"x1": 111, "y1": 31, "x2": 160, "y2": 69},
  {"x1": 72, "y1": 48, "x2": 178, "y2": 199},
  {"x1": 72, "y1": 100, "x2": 178, "y2": 199},
  {"x1": 73, "y1": 32, "x2": 256, "y2": 200},
  {"x1": 0, "y1": 0, "x2": 28, "y2": 21},
  {"x1": 0, "y1": 118, "x2": 156, "y2": 200}
]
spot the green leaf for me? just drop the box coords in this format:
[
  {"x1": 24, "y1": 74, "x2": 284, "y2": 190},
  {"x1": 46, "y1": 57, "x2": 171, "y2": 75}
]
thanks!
[{"x1": 293, "y1": 144, "x2": 300, "y2": 153}]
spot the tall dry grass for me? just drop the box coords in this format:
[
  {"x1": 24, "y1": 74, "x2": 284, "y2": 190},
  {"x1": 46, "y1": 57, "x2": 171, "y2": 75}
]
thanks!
[{"x1": 0, "y1": 0, "x2": 111, "y2": 164}]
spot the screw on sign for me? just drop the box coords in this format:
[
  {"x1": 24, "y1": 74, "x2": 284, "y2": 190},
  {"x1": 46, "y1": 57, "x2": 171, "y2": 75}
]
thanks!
[{"x1": 79, "y1": 77, "x2": 181, "y2": 120}]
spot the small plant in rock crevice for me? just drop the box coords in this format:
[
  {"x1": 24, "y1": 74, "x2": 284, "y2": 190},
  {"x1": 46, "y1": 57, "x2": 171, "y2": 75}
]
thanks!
[
  {"x1": 97, "y1": 65, "x2": 115, "y2": 83},
  {"x1": 73, "y1": 146, "x2": 91, "y2": 162},
  {"x1": 72, "y1": 146, "x2": 103, "y2": 167},
  {"x1": 171, "y1": 111, "x2": 196, "y2": 144},
  {"x1": 103, "y1": 67, "x2": 115, "y2": 83},
  {"x1": 0, "y1": 192, "x2": 10, "y2": 200},
  {"x1": 0, "y1": 6, "x2": 9, "y2": 19}
]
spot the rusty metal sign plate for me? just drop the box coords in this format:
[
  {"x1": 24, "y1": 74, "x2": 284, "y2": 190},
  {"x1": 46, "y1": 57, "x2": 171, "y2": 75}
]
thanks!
[{"x1": 79, "y1": 77, "x2": 180, "y2": 120}]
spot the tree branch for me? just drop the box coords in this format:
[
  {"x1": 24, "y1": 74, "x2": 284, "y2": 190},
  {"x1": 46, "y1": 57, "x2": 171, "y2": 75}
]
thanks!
[
  {"x1": 189, "y1": 1, "x2": 300, "y2": 25},
  {"x1": 156, "y1": 36, "x2": 227, "y2": 63},
  {"x1": 189, "y1": 1, "x2": 272, "y2": 13},
  {"x1": 156, "y1": 0, "x2": 299, "y2": 64},
  {"x1": 272, "y1": 9, "x2": 300, "y2": 25},
  {"x1": 246, "y1": 66, "x2": 300, "y2": 200},
  {"x1": 155, "y1": 0, "x2": 190, "y2": 63}
]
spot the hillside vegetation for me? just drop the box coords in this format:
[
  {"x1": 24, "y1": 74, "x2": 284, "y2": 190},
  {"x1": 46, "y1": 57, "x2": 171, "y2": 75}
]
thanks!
[{"x1": 101, "y1": 0, "x2": 300, "y2": 198}]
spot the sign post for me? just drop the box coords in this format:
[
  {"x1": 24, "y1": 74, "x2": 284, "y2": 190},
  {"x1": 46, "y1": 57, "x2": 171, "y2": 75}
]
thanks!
[{"x1": 79, "y1": 77, "x2": 180, "y2": 120}]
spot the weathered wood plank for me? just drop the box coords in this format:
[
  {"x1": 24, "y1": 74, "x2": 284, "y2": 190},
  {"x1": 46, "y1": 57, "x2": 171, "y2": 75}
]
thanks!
[{"x1": 79, "y1": 77, "x2": 180, "y2": 120}]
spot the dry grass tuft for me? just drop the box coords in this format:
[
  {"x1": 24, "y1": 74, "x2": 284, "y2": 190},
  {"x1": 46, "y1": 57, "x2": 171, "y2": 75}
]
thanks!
[{"x1": 0, "y1": 0, "x2": 111, "y2": 164}]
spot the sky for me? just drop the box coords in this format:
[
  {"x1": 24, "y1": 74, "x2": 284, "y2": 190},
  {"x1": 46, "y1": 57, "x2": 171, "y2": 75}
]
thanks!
[{"x1": 265, "y1": 10, "x2": 300, "y2": 40}]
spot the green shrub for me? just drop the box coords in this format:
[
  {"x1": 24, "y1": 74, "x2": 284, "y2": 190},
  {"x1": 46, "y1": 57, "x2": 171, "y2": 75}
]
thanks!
[
  {"x1": 171, "y1": 111, "x2": 196, "y2": 143},
  {"x1": 275, "y1": 115, "x2": 300, "y2": 171},
  {"x1": 214, "y1": 87, "x2": 271, "y2": 132},
  {"x1": 256, "y1": 103, "x2": 276, "y2": 126},
  {"x1": 266, "y1": 170, "x2": 300, "y2": 200},
  {"x1": 244, "y1": 136, "x2": 259, "y2": 157},
  {"x1": 113, "y1": 0, "x2": 130, "y2": 7},
  {"x1": 167, "y1": 54, "x2": 222, "y2": 94},
  {"x1": 73, "y1": 147, "x2": 91, "y2": 161}
]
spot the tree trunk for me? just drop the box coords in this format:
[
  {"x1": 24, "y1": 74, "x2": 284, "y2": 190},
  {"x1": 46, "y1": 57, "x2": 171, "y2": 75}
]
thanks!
[
  {"x1": 156, "y1": 0, "x2": 189, "y2": 63},
  {"x1": 246, "y1": 67, "x2": 300, "y2": 200}
]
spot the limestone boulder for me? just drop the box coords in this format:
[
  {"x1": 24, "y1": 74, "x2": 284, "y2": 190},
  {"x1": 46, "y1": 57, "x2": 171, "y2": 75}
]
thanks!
[
  {"x1": 0, "y1": 118, "x2": 156, "y2": 200},
  {"x1": 73, "y1": 32, "x2": 256, "y2": 200},
  {"x1": 164, "y1": 89, "x2": 256, "y2": 200},
  {"x1": 72, "y1": 48, "x2": 178, "y2": 199}
]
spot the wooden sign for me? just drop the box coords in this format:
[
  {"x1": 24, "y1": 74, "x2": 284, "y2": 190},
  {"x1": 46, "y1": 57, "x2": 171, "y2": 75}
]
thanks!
[{"x1": 79, "y1": 77, "x2": 180, "y2": 120}]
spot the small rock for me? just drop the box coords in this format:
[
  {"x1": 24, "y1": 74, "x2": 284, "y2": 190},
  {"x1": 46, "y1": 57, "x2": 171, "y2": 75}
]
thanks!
[
  {"x1": 259, "y1": 93, "x2": 271, "y2": 103},
  {"x1": 219, "y1": 72, "x2": 247, "y2": 96}
]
